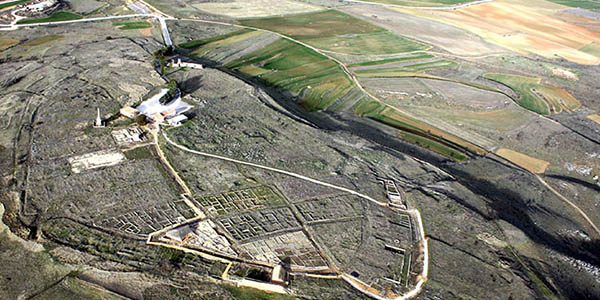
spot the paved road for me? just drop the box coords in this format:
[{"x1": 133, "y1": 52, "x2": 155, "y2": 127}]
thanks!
[
  {"x1": 342, "y1": 0, "x2": 493, "y2": 10},
  {"x1": 158, "y1": 16, "x2": 172, "y2": 47}
]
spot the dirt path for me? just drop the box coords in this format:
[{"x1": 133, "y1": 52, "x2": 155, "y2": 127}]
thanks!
[{"x1": 535, "y1": 175, "x2": 600, "y2": 238}]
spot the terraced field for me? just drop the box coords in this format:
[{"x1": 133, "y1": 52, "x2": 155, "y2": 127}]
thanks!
[
  {"x1": 484, "y1": 73, "x2": 581, "y2": 115},
  {"x1": 240, "y1": 10, "x2": 429, "y2": 55}
]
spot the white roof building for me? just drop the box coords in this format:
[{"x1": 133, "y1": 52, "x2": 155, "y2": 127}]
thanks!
[
  {"x1": 167, "y1": 114, "x2": 188, "y2": 126},
  {"x1": 136, "y1": 89, "x2": 193, "y2": 120}
]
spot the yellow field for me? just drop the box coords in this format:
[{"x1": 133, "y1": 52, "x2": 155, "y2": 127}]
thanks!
[
  {"x1": 536, "y1": 86, "x2": 581, "y2": 113},
  {"x1": 398, "y1": 0, "x2": 600, "y2": 64},
  {"x1": 588, "y1": 114, "x2": 600, "y2": 125},
  {"x1": 193, "y1": 0, "x2": 322, "y2": 18},
  {"x1": 496, "y1": 148, "x2": 550, "y2": 174},
  {"x1": 0, "y1": 38, "x2": 19, "y2": 51}
]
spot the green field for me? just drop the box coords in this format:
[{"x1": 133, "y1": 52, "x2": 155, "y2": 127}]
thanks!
[
  {"x1": 179, "y1": 29, "x2": 255, "y2": 49},
  {"x1": 547, "y1": 0, "x2": 600, "y2": 12},
  {"x1": 348, "y1": 53, "x2": 434, "y2": 67},
  {"x1": 0, "y1": 0, "x2": 28, "y2": 10},
  {"x1": 580, "y1": 42, "x2": 600, "y2": 57},
  {"x1": 353, "y1": 98, "x2": 486, "y2": 160},
  {"x1": 112, "y1": 21, "x2": 152, "y2": 30},
  {"x1": 225, "y1": 38, "x2": 355, "y2": 111},
  {"x1": 484, "y1": 73, "x2": 549, "y2": 115},
  {"x1": 357, "y1": 0, "x2": 478, "y2": 6},
  {"x1": 239, "y1": 10, "x2": 428, "y2": 55},
  {"x1": 17, "y1": 12, "x2": 82, "y2": 24},
  {"x1": 354, "y1": 59, "x2": 457, "y2": 76}
]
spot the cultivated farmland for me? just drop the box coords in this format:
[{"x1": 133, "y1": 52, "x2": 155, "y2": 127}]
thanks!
[
  {"x1": 396, "y1": 0, "x2": 600, "y2": 64},
  {"x1": 193, "y1": 0, "x2": 323, "y2": 18},
  {"x1": 112, "y1": 21, "x2": 153, "y2": 30},
  {"x1": 496, "y1": 148, "x2": 550, "y2": 174},
  {"x1": 226, "y1": 38, "x2": 356, "y2": 111},
  {"x1": 240, "y1": 10, "x2": 429, "y2": 55},
  {"x1": 484, "y1": 73, "x2": 581, "y2": 115}
]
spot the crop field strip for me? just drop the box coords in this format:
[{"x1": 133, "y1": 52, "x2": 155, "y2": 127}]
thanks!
[
  {"x1": 353, "y1": 59, "x2": 458, "y2": 75},
  {"x1": 225, "y1": 38, "x2": 356, "y2": 111},
  {"x1": 113, "y1": 21, "x2": 153, "y2": 30},
  {"x1": 347, "y1": 53, "x2": 434, "y2": 67},
  {"x1": 239, "y1": 10, "x2": 429, "y2": 55},
  {"x1": 484, "y1": 73, "x2": 581, "y2": 115}
]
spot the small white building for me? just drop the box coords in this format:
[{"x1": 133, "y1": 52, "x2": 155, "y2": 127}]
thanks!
[
  {"x1": 120, "y1": 106, "x2": 139, "y2": 119},
  {"x1": 167, "y1": 114, "x2": 188, "y2": 126},
  {"x1": 27, "y1": 0, "x2": 56, "y2": 12},
  {"x1": 168, "y1": 57, "x2": 203, "y2": 69}
]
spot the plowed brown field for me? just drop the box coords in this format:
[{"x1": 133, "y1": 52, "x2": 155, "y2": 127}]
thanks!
[{"x1": 398, "y1": 0, "x2": 600, "y2": 64}]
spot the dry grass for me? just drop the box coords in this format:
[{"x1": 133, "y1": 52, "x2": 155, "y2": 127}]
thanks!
[
  {"x1": 0, "y1": 38, "x2": 19, "y2": 51},
  {"x1": 496, "y1": 148, "x2": 550, "y2": 174},
  {"x1": 398, "y1": 0, "x2": 600, "y2": 64},
  {"x1": 587, "y1": 114, "x2": 600, "y2": 125}
]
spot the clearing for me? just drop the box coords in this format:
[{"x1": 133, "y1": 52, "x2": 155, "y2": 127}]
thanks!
[
  {"x1": 239, "y1": 10, "x2": 429, "y2": 55},
  {"x1": 496, "y1": 148, "x2": 550, "y2": 174}
]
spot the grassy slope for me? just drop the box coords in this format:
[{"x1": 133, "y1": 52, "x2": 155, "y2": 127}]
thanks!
[
  {"x1": 17, "y1": 12, "x2": 82, "y2": 24},
  {"x1": 240, "y1": 10, "x2": 428, "y2": 55},
  {"x1": 179, "y1": 29, "x2": 255, "y2": 49},
  {"x1": 112, "y1": 21, "x2": 152, "y2": 30},
  {"x1": 484, "y1": 73, "x2": 550, "y2": 115},
  {"x1": 484, "y1": 73, "x2": 581, "y2": 115},
  {"x1": 353, "y1": 98, "x2": 486, "y2": 160},
  {"x1": 226, "y1": 38, "x2": 355, "y2": 111}
]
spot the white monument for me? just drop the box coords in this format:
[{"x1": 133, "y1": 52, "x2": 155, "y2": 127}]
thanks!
[{"x1": 94, "y1": 107, "x2": 104, "y2": 128}]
